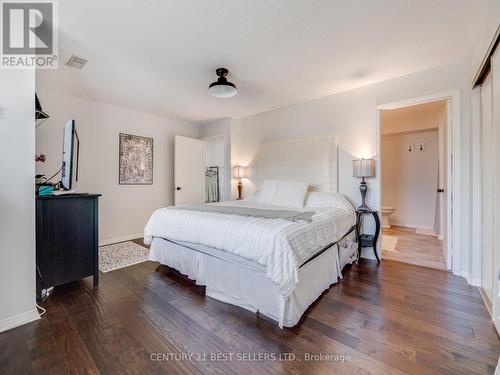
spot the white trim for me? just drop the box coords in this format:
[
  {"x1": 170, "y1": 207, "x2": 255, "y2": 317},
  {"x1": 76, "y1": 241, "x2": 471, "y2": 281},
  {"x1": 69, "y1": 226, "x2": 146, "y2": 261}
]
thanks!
[
  {"x1": 376, "y1": 91, "x2": 461, "y2": 276},
  {"x1": 0, "y1": 309, "x2": 40, "y2": 333},
  {"x1": 467, "y1": 276, "x2": 482, "y2": 287},
  {"x1": 99, "y1": 233, "x2": 143, "y2": 246},
  {"x1": 479, "y1": 287, "x2": 493, "y2": 317}
]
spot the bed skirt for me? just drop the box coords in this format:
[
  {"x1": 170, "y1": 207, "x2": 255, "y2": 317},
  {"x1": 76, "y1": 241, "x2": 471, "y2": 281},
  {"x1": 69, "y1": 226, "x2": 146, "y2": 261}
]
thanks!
[{"x1": 149, "y1": 237, "x2": 357, "y2": 327}]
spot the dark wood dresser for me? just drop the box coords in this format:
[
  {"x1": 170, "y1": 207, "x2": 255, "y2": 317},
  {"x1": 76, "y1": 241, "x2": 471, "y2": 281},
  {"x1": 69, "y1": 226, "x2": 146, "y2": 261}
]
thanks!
[{"x1": 36, "y1": 194, "x2": 101, "y2": 294}]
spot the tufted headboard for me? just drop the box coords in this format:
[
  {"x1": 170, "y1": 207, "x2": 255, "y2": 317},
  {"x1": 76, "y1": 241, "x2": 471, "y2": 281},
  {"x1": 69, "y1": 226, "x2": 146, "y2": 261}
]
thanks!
[{"x1": 252, "y1": 136, "x2": 338, "y2": 193}]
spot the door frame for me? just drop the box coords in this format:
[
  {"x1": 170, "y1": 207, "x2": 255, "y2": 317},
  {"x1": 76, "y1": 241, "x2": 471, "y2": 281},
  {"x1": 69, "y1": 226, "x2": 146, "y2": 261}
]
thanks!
[{"x1": 375, "y1": 90, "x2": 460, "y2": 274}]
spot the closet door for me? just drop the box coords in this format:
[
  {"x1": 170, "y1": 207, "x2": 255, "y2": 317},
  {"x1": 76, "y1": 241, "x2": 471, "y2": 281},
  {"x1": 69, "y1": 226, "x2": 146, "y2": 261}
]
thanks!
[
  {"x1": 481, "y1": 70, "x2": 494, "y2": 304},
  {"x1": 492, "y1": 49, "x2": 500, "y2": 332}
]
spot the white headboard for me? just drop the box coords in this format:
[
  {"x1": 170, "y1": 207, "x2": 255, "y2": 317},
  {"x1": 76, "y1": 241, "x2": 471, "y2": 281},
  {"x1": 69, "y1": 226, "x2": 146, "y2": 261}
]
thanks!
[{"x1": 252, "y1": 136, "x2": 338, "y2": 193}]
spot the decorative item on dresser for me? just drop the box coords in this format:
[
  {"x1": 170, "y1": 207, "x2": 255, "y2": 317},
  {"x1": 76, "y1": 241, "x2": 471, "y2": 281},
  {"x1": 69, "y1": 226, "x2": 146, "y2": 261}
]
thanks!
[
  {"x1": 356, "y1": 209, "x2": 381, "y2": 263},
  {"x1": 36, "y1": 194, "x2": 101, "y2": 298},
  {"x1": 353, "y1": 158, "x2": 376, "y2": 212},
  {"x1": 233, "y1": 165, "x2": 247, "y2": 200}
]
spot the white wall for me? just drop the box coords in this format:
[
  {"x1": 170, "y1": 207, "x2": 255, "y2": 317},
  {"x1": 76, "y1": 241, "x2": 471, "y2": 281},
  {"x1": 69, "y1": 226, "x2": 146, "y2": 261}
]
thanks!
[
  {"x1": 381, "y1": 101, "x2": 446, "y2": 135},
  {"x1": 35, "y1": 89, "x2": 199, "y2": 244},
  {"x1": 469, "y1": 0, "x2": 500, "y2": 83},
  {"x1": 382, "y1": 130, "x2": 439, "y2": 230},
  {"x1": 0, "y1": 70, "x2": 39, "y2": 332},
  {"x1": 230, "y1": 61, "x2": 471, "y2": 261}
]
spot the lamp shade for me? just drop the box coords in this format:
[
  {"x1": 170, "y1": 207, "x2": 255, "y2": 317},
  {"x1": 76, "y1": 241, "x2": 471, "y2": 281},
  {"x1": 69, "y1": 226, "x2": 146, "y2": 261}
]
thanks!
[
  {"x1": 233, "y1": 165, "x2": 247, "y2": 179},
  {"x1": 353, "y1": 158, "x2": 375, "y2": 178},
  {"x1": 208, "y1": 68, "x2": 237, "y2": 98}
]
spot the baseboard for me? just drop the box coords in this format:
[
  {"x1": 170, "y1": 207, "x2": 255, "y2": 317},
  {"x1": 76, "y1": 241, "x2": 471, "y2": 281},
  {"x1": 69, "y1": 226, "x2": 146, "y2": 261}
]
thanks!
[
  {"x1": 99, "y1": 233, "x2": 144, "y2": 246},
  {"x1": 390, "y1": 223, "x2": 437, "y2": 236},
  {"x1": 0, "y1": 308, "x2": 40, "y2": 333},
  {"x1": 466, "y1": 275, "x2": 481, "y2": 287},
  {"x1": 415, "y1": 227, "x2": 438, "y2": 236},
  {"x1": 479, "y1": 287, "x2": 493, "y2": 318},
  {"x1": 360, "y1": 248, "x2": 378, "y2": 261}
]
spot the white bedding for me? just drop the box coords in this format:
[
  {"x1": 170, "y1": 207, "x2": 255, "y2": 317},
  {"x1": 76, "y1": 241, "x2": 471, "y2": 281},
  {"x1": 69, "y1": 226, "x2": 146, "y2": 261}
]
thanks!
[
  {"x1": 144, "y1": 194, "x2": 355, "y2": 298},
  {"x1": 148, "y1": 236, "x2": 357, "y2": 327}
]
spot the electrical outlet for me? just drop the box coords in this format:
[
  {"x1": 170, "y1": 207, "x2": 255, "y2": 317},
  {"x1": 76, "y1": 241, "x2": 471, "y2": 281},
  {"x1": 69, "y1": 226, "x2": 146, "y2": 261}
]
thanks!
[
  {"x1": 408, "y1": 144, "x2": 414, "y2": 152},
  {"x1": 417, "y1": 143, "x2": 425, "y2": 151}
]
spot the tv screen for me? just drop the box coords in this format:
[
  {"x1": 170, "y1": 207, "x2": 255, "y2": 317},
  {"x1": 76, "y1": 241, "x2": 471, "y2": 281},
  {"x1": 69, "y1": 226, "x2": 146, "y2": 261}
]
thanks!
[{"x1": 61, "y1": 120, "x2": 79, "y2": 190}]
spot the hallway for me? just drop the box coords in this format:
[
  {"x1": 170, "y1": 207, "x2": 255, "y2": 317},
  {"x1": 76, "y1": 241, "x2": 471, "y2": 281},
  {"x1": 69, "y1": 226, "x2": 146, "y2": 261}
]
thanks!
[{"x1": 382, "y1": 226, "x2": 447, "y2": 271}]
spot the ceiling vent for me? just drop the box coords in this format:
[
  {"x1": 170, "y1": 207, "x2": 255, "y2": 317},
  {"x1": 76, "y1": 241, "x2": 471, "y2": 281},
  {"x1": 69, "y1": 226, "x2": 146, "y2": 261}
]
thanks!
[{"x1": 65, "y1": 55, "x2": 88, "y2": 69}]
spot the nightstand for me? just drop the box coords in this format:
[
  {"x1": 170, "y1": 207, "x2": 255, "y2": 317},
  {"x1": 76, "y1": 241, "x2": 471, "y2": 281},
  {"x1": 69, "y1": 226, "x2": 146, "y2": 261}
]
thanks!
[{"x1": 355, "y1": 209, "x2": 381, "y2": 263}]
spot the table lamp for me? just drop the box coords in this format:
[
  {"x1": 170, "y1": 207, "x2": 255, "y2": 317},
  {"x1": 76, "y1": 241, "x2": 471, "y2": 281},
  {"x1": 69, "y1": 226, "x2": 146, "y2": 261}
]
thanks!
[
  {"x1": 353, "y1": 158, "x2": 375, "y2": 212},
  {"x1": 233, "y1": 165, "x2": 247, "y2": 200}
]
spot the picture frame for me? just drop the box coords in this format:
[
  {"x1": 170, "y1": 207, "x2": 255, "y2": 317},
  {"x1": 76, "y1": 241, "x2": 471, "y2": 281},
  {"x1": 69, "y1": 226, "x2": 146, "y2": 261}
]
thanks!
[{"x1": 119, "y1": 133, "x2": 153, "y2": 185}]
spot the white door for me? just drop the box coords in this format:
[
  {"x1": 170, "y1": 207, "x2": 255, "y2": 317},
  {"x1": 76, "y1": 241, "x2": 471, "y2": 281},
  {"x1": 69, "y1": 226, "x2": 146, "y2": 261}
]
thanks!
[
  {"x1": 174, "y1": 135, "x2": 204, "y2": 206},
  {"x1": 481, "y1": 70, "x2": 494, "y2": 304},
  {"x1": 438, "y1": 101, "x2": 449, "y2": 267},
  {"x1": 491, "y1": 49, "x2": 500, "y2": 333}
]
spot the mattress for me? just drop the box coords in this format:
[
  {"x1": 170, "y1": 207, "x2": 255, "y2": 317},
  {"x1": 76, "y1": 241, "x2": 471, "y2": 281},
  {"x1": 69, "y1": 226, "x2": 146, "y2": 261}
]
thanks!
[{"x1": 144, "y1": 197, "x2": 355, "y2": 298}]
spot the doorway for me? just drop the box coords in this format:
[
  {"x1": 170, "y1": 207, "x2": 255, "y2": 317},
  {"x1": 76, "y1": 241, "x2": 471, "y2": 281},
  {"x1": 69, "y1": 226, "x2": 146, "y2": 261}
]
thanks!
[
  {"x1": 174, "y1": 134, "x2": 229, "y2": 206},
  {"x1": 377, "y1": 92, "x2": 459, "y2": 272}
]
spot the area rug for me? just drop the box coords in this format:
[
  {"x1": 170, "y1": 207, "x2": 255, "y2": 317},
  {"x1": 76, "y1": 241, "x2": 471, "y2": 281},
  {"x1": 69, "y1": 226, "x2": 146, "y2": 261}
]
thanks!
[
  {"x1": 382, "y1": 235, "x2": 399, "y2": 252},
  {"x1": 99, "y1": 241, "x2": 149, "y2": 273}
]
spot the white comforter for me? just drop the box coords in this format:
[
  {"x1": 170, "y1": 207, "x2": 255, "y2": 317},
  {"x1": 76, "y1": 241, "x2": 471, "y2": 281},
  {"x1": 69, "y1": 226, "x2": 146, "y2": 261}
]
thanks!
[{"x1": 144, "y1": 198, "x2": 355, "y2": 297}]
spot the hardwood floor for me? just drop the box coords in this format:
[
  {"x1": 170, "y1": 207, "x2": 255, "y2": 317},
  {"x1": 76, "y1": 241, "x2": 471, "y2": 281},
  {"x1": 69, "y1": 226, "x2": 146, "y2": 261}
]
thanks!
[
  {"x1": 1, "y1": 248, "x2": 498, "y2": 374},
  {"x1": 382, "y1": 226, "x2": 447, "y2": 270}
]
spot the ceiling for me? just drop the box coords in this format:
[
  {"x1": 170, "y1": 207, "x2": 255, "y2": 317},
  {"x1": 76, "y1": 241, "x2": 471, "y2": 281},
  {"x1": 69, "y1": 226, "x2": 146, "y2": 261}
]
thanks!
[{"x1": 36, "y1": 0, "x2": 487, "y2": 123}]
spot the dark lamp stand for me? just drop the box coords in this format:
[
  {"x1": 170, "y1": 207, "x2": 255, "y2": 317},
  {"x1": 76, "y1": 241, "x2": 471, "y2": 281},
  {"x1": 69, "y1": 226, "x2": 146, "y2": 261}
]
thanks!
[
  {"x1": 357, "y1": 177, "x2": 370, "y2": 212},
  {"x1": 237, "y1": 179, "x2": 243, "y2": 200}
]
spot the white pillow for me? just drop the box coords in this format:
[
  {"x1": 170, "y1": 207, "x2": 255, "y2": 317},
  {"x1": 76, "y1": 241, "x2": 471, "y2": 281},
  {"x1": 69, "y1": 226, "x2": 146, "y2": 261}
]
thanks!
[
  {"x1": 271, "y1": 180, "x2": 309, "y2": 208},
  {"x1": 257, "y1": 180, "x2": 280, "y2": 204},
  {"x1": 304, "y1": 192, "x2": 355, "y2": 214}
]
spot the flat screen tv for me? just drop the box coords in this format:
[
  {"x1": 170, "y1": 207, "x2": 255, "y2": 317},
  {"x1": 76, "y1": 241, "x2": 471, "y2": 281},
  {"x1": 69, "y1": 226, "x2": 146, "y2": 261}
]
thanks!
[{"x1": 61, "y1": 120, "x2": 79, "y2": 190}]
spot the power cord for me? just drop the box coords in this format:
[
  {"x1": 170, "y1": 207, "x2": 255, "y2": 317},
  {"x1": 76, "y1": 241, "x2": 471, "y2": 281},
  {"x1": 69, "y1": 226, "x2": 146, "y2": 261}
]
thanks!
[
  {"x1": 35, "y1": 264, "x2": 48, "y2": 316},
  {"x1": 36, "y1": 166, "x2": 62, "y2": 194},
  {"x1": 36, "y1": 303, "x2": 46, "y2": 316}
]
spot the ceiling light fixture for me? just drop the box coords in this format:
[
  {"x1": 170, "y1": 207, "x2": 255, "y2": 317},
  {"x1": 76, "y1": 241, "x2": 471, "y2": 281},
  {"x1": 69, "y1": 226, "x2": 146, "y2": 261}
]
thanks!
[
  {"x1": 208, "y1": 68, "x2": 237, "y2": 98},
  {"x1": 65, "y1": 55, "x2": 88, "y2": 69}
]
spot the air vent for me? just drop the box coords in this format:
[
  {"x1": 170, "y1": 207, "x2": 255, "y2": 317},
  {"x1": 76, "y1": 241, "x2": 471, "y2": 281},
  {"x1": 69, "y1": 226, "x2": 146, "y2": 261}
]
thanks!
[{"x1": 65, "y1": 55, "x2": 88, "y2": 69}]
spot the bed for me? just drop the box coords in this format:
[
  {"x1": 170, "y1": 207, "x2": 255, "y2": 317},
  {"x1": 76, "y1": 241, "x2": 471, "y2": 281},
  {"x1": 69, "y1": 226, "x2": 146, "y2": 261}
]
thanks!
[{"x1": 144, "y1": 136, "x2": 358, "y2": 327}]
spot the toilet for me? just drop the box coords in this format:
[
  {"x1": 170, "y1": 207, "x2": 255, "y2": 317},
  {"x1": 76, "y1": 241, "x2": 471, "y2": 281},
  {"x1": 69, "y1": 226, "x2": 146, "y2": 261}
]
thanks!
[{"x1": 381, "y1": 207, "x2": 396, "y2": 228}]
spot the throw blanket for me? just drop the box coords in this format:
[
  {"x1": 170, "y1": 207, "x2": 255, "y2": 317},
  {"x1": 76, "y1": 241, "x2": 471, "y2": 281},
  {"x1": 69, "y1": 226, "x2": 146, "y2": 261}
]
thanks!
[{"x1": 172, "y1": 204, "x2": 315, "y2": 222}]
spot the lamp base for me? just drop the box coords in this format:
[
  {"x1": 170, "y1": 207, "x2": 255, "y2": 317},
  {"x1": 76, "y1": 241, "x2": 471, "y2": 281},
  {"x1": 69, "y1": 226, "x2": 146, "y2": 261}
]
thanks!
[
  {"x1": 237, "y1": 181, "x2": 243, "y2": 200},
  {"x1": 358, "y1": 179, "x2": 371, "y2": 212},
  {"x1": 357, "y1": 204, "x2": 371, "y2": 212}
]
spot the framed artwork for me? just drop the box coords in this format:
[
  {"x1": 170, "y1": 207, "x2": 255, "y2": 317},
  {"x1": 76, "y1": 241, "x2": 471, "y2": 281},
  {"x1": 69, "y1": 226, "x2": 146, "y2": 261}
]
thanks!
[{"x1": 119, "y1": 133, "x2": 153, "y2": 185}]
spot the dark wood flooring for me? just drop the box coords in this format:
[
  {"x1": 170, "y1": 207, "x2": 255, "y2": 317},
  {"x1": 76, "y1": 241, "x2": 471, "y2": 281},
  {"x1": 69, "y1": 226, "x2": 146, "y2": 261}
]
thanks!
[{"x1": 1, "y1": 243, "x2": 498, "y2": 374}]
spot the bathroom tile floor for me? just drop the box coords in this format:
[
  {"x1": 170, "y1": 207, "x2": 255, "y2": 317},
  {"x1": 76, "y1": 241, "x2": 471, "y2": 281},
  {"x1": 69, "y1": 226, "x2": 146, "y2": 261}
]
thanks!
[{"x1": 381, "y1": 226, "x2": 447, "y2": 270}]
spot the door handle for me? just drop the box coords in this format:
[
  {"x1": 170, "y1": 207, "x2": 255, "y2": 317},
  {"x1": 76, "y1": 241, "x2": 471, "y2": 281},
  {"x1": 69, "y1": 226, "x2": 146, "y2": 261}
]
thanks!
[
  {"x1": 176, "y1": 187, "x2": 181, "y2": 191},
  {"x1": 437, "y1": 188, "x2": 444, "y2": 193}
]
